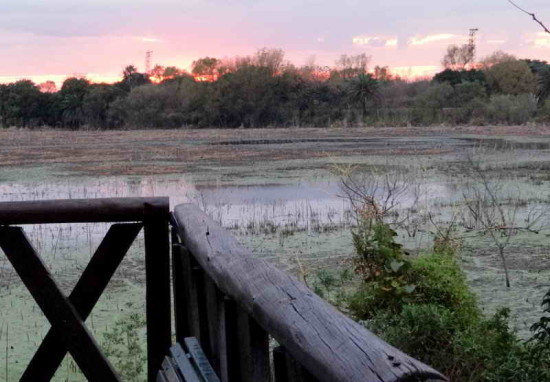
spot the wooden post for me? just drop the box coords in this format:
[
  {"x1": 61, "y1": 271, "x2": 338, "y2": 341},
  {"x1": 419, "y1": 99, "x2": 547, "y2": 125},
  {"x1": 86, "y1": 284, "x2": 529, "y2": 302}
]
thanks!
[
  {"x1": 236, "y1": 307, "x2": 271, "y2": 382},
  {"x1": 178, "y1": 245, "x2": 202, "y2": 340},
  {"x1": 222, "y1": 298, "x2": 242, "y2": 382},
  {"x1": 144, "y1": 202, "x2": 171, "y2": 382},
  {"x1": 274, "y1": 346, "x2": 317, "y2": 382},
  {"x1": 192, "y1": 258, "x2": 211, "y2": 352},
  {"x1": 172, "y1": 228, "x2": 190, "y2": 342},
  {"x1": 205, "y1": 277, "x2": 222, "y2": 375}
]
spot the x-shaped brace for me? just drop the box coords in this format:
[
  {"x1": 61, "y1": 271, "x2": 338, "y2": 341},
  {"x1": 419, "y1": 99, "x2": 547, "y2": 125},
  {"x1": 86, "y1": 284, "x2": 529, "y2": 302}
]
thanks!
[{"x1": 0, "y1": 223, "x2": 142, "y2": 381}]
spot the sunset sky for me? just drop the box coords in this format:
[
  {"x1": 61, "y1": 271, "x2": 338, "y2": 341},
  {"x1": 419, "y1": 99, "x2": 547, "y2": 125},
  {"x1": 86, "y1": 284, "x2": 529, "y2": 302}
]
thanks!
[{"x1": 1, "y1": 0, "x2": 550, "y2": 86}]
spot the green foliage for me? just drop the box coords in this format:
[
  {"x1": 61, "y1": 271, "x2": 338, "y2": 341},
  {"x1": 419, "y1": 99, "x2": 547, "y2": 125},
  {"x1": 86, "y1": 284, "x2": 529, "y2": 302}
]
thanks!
[
  {"x1": 408, "y1": 253, "x2": 479, "y2": 323},
  {"x1": 485, "y1": 60, "x2": 537, "y2": 95},
  {"x1": 345, "y1": 73, "x2": 380, "y2": 116},
  {"x1": 529, "y1": 289, "x2": 550, "y2": 352},
  {"x1": 101, "y1": 313, "x2": 147, "y2": 382},
  {"x1": 411, "y1": 82, "x2": 453, "y2": 125},
  {"x1": 312, "y1": 268, "x2": 353, "y2": 305},
  {"x1": 484, "y1": 94, "x2": 537, "y2": 125},
  {"x1": 433, "y1": 69, "x2": 487, "y2": 87},
  {"x1": 345, "y1": 216, "x2": 550, "y2": 381},
  {"x1": 535, "y1": 99, "x2": 550, "y2": 123},
  {"x1": 2, "y1": 49, "x2": 549, "y2": 129},
  {"x1": 537, "y1": 68, "x2": 550, "y2": 106}
]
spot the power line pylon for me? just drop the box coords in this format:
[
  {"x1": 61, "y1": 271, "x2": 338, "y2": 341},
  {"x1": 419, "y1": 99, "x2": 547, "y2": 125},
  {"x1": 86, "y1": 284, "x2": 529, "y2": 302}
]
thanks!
[
  {"x1": 145, "y1": 51, "x2": 153, "y2": 74},
  {"x1": 468, "y1": 28, "x2": 479, "y2": 68}
]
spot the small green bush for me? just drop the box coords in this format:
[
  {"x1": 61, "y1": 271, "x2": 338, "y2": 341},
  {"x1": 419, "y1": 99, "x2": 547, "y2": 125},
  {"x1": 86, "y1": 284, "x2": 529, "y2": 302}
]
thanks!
[
  {"x1": 102, "y1": 313, "x2": 147, "y2": 382},
  {"x1": 409, "y1": 252, "x2": 479, "y2": 324},
  {"x1": 345, "y1": 217, "x2": 550, "y2": 381},
  {"x1": 368, "y1": 305, "x2": 550, "y2": 381},
  {"x1": 535, "y1": 99, "x2": 550, "y2": 123},
  {"x1": 485, "y1": 94, "x2": 537, "y2": 125}
]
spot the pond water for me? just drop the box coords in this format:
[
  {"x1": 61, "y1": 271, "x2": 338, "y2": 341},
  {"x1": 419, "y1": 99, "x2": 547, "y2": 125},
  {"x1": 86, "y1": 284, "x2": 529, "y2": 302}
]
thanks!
[{"x1": 0, "y1": 132, "x2": 549, "y2": 380}]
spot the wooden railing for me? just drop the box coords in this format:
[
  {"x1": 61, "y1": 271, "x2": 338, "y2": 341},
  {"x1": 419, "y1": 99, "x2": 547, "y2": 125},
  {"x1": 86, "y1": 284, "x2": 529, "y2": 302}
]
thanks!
[
  {"x1": 0, "y1": 198, "x2": 447, "y2": 381},
  {"x1": 171, "y1": 203, "x2": 447, "y2": 382},
  {"x1": 0, "y1": 198, "x2": 171, "y2": 382}
]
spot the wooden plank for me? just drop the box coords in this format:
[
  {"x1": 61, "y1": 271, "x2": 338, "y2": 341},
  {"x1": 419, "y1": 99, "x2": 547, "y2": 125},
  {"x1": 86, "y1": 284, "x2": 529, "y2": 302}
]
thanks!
[
  {"x1": 157, "y1": 370, "x2": 169, "y2": 382},
  {"x1": 273, "y1": 346, "x2": 288, "y2": 382},
  {"x1": 204, "y1": 277, "x2": 221, "y2": 375},
  {"x1": 162, "y1": 358, "x2": 182, "y2": 382},
  {"x1": 192, "y1": 260, "x2": 211, "y2": 354},
  {"x1": 144, "y1": 201, "x2": 172, "y2": 382},
  {"x1": 178, "y1": 245, "x2": 202, "y2": 341},
  {"x1": 215, "y1": 292, "x2": 229, "y2": 382},
  {"x1": 173, "y1": 204, "x2": 448, "y2": 382},
  {"x1": 22, "y1": 223, "x2": 142, "y2": 381},
  {"x1": 236, "y1": 308, "x2": 270, "y2": 382},
  {"x1": 222, "y1": 298, "x2": 242, "y2": 382},
  {"x1": 274, "y1": 346, "x2": 317, "y2": 382},
  {"x1": 170, "y1": 343, "x2": 201, "y2": 382},
  {"x1": 0, "y1": 227, "x2": 120, "y2": 381},
  {"x1": 184, "y1": 337, "x2": 221, "y2": 382},
  {"x1": 0, "y1": 197, "x2": 169, "y2": 225},
  {"x1": 172, "y1": 228, "x2": 191, "y2": 343}
]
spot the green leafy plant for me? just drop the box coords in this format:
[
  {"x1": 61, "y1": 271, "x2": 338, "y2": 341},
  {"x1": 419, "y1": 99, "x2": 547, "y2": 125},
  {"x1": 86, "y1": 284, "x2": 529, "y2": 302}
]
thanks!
[{"x1": 101, "y1": 313, "x2": 147, "y2": 382}]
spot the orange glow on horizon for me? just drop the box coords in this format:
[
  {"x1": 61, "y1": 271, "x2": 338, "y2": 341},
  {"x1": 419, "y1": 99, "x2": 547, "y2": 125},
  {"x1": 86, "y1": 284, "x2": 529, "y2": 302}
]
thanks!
[{"x1": 0, "y1": 64, "x2": 441, "y2": 89}]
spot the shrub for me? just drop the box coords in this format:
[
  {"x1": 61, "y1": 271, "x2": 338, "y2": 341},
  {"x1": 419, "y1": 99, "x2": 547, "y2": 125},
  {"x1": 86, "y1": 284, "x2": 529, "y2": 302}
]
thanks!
[
  {"x1": 409, "y1": 252, "x2": 479, "y2": 323},
  {"x1": 102, "y1": 313, "x2": 147, "y2": 382},
  {"x1": 345, "y1": 216, "x2": 550, "y2": 381},
  {"x1": 535, "y1": 99, "x2": 550, "y2": 123},
  {"x1": 484, "y1": 94, "x2": 537, "y2": 125},
  {"x1": 367, "y1": 305, "x2": 550, "y2": 381}
]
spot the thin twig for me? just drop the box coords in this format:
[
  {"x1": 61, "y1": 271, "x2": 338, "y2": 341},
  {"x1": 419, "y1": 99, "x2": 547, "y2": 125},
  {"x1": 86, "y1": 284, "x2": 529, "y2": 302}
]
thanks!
[{"x1": 508, "y1": 0, "x2": 550, "y2": 34}]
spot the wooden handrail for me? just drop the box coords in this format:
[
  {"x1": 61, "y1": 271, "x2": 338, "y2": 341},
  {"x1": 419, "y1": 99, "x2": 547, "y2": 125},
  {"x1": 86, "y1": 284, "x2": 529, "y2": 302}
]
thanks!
[
  {"x1": 0, "y1": 197, "x2": 169, "y2": 224},
  {"x1": 172, "y1": 204, "x2": 447, "y2": 382}
]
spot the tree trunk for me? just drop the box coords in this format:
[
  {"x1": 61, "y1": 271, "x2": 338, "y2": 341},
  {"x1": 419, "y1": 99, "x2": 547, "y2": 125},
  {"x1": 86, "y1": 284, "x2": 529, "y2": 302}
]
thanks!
[{"x1": 499, "y1": 247, "x2": 511, "y2": 288}]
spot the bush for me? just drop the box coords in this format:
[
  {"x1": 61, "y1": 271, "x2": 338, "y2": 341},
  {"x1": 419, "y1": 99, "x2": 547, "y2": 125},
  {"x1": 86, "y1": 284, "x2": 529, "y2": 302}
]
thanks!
[
  {"x1": 102, "y1": 313, "x2": 147, "y2": 382},
  {"x1": 368, "y1": 306, "x2": 550, "y2": 381},
  {"x1": 535, "y1": 99, "x2": 550, "y2": 123},
  {"x1": 345, "y1": 217, "x2": 550, "y2": 381},
  {"x1": 484, "y1": 94, "x2": 537, "y2": 125},
  {"x1": 409, "y1": 252, "x2": 479, "y2": 324}
]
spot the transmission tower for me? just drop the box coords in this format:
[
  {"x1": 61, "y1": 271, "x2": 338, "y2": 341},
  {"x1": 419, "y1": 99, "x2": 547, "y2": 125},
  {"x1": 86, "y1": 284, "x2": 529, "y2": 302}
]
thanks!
[
  {"x1": 468, "y1": 28, "x2": 479, "y2": 67},
  {"x1": 145, "y1": 51, "x2": 153, "y2": 74}
]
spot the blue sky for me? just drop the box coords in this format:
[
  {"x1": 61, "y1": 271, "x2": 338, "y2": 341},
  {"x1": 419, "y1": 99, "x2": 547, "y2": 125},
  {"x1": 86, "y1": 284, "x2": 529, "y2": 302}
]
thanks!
[{"x1": 1, "y1": 0, "x2": 549, "y2": 84}]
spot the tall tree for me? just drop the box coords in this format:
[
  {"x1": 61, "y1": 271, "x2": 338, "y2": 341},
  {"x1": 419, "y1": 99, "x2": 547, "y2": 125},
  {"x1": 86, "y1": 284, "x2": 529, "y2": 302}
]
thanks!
[
  {"x1": 119, "y1": 65, "x2": 151, "y2": 91},
  {"x1": 442, "y1": 44, "x2": 476, "y2": 70},
  {"x1": 192, "y1": 57, "x2": 220, "y2": 81},
  {"x1": 334, "y1": 54, "x2": 370, "y2": 80},
  {"x1": 347, "y1": 74, "x2": 380, "y2": 116},
  {"x1": 57, "y1": 77, "x2": 91, "y2": 128}
]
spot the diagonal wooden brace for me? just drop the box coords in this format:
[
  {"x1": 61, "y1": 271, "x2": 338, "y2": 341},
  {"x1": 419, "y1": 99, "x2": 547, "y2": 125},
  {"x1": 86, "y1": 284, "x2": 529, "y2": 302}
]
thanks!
[
  {"x1": 19, "y1": 223, "x2": 143, "y2": 381},
  {"x1": 0, "y1": 225, "x2": 140, "y2": 381}
]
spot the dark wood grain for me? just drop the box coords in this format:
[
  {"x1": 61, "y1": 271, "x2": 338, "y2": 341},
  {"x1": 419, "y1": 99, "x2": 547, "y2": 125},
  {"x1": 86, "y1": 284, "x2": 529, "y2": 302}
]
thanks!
[
  {"x1": 0, "y1": 197, "x2": 169, "y2": 224},
  {"x1": 236, "y1": 308, "x2": 271, "y2": 382},
  {"x1": 144, "y1": 201, "x2": 172, "y2": 382}
]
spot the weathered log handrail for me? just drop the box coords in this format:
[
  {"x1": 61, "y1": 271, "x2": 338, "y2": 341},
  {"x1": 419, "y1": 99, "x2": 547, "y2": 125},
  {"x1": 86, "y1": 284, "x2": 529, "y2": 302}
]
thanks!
[{"x1": 172, "y1": 203, "x2": 447, "y2": 382}]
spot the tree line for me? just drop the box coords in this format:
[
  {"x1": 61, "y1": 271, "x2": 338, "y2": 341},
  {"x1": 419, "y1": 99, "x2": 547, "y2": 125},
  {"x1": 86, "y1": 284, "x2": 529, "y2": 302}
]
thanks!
[{"x1": 2, "y1": 48, "x2": 550, "y2": 129}]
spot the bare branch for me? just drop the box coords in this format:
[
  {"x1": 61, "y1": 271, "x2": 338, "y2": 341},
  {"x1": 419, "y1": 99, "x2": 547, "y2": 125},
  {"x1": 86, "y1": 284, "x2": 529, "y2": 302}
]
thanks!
[{"x1": 508, "y1": 0, "x2": 550, "y2": 34}]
